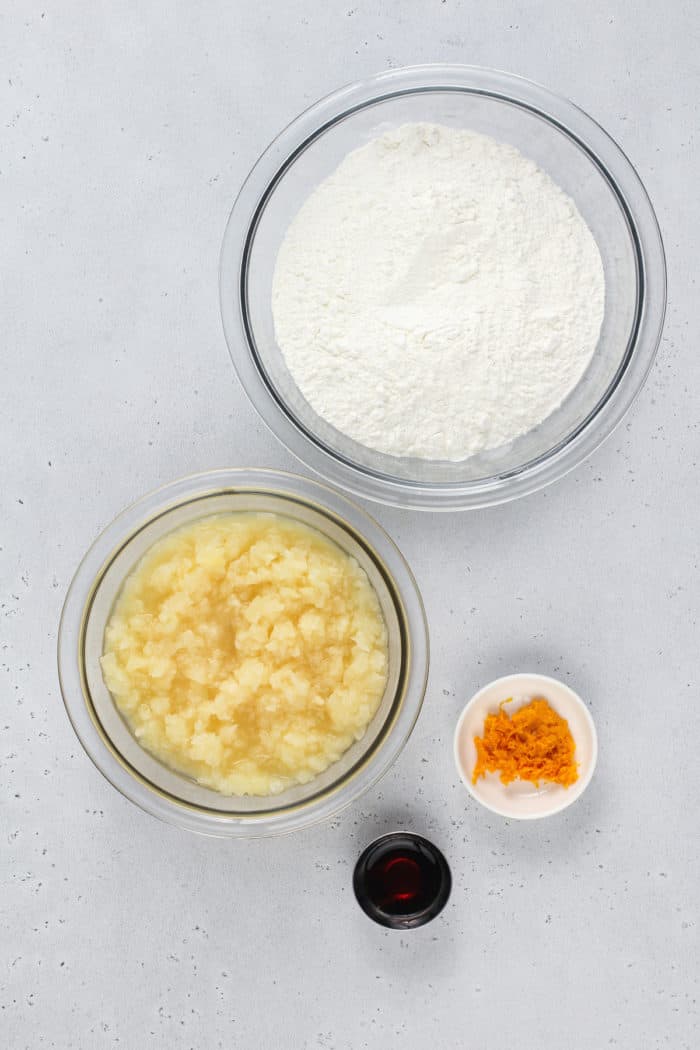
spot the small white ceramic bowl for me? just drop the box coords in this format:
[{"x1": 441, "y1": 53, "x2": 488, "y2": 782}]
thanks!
[{"x1": 453, "y1": 673, "x2": 597, "y2": 819}]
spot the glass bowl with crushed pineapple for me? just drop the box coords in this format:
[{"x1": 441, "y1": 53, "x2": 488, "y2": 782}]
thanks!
[{"x1": 58, "y1": 469, "x2": 428, "y2": 837}]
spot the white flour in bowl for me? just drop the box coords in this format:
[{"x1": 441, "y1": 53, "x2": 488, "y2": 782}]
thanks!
[{"x1": 271, "y1": 122, "x2": 605, "y2": 461}]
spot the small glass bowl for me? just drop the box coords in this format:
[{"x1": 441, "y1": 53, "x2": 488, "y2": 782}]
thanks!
[
  {"x1": 220, "y1": 64, "x2": 666, "y2": 510},
  {"x1": 57, "y1": 469, "x2": 429, "y2": 837}
]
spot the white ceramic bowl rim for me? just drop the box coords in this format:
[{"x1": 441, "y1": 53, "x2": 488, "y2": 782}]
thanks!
[{"x1": 453, "y1": 672, "x2": 598, "y2": 820}]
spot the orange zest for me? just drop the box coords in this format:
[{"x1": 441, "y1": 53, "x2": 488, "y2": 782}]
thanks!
[{"x1": 472, "y1": 697, "x2": 578, "y2": 788}]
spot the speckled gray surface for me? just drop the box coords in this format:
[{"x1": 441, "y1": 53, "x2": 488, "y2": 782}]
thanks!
[{"x1": 1, "y1": 2, "x2": 698, "y2": 1047}]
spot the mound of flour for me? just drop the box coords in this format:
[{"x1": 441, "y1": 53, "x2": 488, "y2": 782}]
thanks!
[{"x1": 271, "y1": 122, "x2": 605, "y2": 461}]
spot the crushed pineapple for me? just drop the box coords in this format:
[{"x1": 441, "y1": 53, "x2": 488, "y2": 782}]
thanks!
[{"x1": 100, "y1": 513, "x2": 388, "y2": 795}]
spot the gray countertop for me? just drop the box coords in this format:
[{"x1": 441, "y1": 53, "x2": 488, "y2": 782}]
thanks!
[{"x1": 2, "y1": 2, "x2": 698, "y2": 1047}]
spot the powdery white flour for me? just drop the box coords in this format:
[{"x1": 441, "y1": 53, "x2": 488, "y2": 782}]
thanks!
[{"x1": 272, "y1": 123, "x2": 605, "y2": 461}]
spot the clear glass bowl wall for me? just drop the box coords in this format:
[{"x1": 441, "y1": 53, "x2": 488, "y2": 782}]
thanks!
[
  {"x1": 220, "y1": 65, "x2": 666, "y2": 509},
  {"x1": 58, "y1": 470, "x2": 429, "y2": 837}
]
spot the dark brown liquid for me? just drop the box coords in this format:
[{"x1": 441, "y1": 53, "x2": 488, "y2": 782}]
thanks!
[{"x1": 353, "y1": 833, "x2": 451, "y2": 928}]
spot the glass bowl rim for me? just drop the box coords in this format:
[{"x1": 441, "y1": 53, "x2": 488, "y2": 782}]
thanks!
[
  {"x1": 219, "y1": 63, "x2": 667, "y2": 510},
  {"x1": 57, "y1": 468, "x2": 429, "y2": 838}
]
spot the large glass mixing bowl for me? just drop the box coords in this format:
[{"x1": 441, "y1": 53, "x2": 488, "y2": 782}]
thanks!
[
  {"x1": 57, "y1": 470, "x2": 428, "y2": 837},
  {"x1": 220, "y1": 65, "x2": 666, "y2": 510}
]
